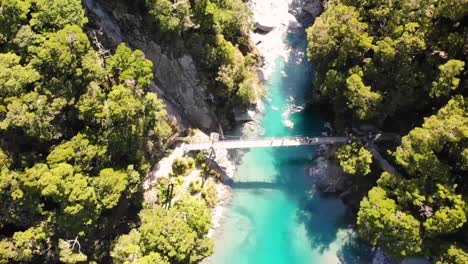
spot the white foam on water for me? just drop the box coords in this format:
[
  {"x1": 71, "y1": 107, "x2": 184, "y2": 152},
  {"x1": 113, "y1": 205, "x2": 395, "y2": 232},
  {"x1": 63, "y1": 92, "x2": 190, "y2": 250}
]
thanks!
[{"x1": 249, "y1": 0, "x2": 299, "y2": 79}]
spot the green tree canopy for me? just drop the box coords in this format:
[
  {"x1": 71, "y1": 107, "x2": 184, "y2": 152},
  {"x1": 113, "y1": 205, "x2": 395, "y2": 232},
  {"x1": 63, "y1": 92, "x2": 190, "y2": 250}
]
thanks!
[
  {"x1": 0, "y1": 0, "x2": 31, "y2": 44},
  {"x1": 112, "y1": 196, "x2": 213, "y2": 263},
  {"x1": 357, "y1": 187, "x2": 422, "y2": 257},
  {"x1": 0, "y1": 52, "x2": 39, "y2": 97},
  {"x1": 431, "y1": 60, "x2": 465, "y2": 98},
  {"x1": 336, "y1": 142, "x2": 373, "y2": 175},
  {"x1": 145, "y1": 0, "x2": 191, "y2": 32},
  {"x1": 29, "y1": 0, "x2": 88, "y2": 32}
]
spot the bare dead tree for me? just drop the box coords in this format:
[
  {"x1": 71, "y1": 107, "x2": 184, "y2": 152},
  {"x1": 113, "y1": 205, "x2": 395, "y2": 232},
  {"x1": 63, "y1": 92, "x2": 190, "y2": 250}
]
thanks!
[
  {"x1": 91, "y1": 29, "x2": 111, "y2": 61},
  {"x1": 66, "y1": 236, "x2": 83, "y2": 255}
]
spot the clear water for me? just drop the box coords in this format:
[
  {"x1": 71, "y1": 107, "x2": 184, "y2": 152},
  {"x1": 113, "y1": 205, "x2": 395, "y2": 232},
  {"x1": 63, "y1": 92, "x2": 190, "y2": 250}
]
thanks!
[{"x1": 207, "y1": 25, "x2": 372, "y2": 264}]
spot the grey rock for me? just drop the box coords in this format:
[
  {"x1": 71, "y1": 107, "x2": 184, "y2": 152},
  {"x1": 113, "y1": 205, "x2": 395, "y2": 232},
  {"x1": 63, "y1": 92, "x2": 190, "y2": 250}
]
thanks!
[
  {"x1": 302, "y1": 0, "x2": 323, "y2": 18},
  {"x1": 254, "y1": 22, "x2": 274, "y2": 34},
  {"x1": 401, "y1": 259, "x2": 430, "y2": 264},
  {"x1": 256, "y1": 68, "x2": 266, "y2": 82},
  {"x1": 372, "y1": 248, "x2": 398, "y2": 264},
  {"x1": 233, "y1": 107, "x2": 255, "y2": 123}
]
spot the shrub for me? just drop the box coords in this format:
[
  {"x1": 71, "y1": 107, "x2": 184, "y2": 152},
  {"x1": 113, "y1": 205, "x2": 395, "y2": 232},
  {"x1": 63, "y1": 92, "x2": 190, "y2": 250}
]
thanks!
[
  {"x1": 202, "y1": 180, "x2": 218, "y2": 207},
  {"x1": 190, "y1": 178, "x2": 202, "y2": 194},
  {"x1": 156, "y1": 177, "x2": 170, "y2": 203},
  {"x1": 195, "y1": 151, "x2": 207, "y2": 166},
  {"x1": 174, "y1": 176, "x2": 184, "y2": 187},
  {"x1": 172, "y1": 157, "x2": 195, "y2": 176}
]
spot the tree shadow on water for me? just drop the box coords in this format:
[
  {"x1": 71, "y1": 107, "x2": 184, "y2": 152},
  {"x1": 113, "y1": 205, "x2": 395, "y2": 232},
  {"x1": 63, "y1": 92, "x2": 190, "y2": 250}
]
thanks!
[
  {"x1": 295, "y1": 190, "x2": 348, "y2": 253},
  {"x1": 336, "y1": 235, "x2": 375, "y2": 264}
]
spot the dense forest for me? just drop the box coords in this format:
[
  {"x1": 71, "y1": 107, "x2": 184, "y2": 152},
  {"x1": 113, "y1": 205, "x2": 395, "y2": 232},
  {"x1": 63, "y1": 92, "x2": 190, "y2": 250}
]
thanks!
[
  {"x1": 2, "y1": 0, "x2": 467, "y2": 263},
  {"x1": 0, "y1": 0, "x2": 245, "y2": 262},
  {"x1": 306, "y1": 0, "x2": 467, "y2": 262}
]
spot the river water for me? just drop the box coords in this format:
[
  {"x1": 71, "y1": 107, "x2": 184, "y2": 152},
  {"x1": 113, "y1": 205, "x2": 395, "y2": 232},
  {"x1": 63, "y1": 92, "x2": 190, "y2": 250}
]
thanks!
[{"x1": 206, "y1": 4, "x2": 373, "y2": 264}]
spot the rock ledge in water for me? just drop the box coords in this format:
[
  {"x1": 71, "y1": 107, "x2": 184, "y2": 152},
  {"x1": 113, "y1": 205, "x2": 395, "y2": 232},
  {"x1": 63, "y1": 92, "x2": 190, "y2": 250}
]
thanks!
[{"x1": 254, "y1": 22, "x2": 275, "y2": 34}]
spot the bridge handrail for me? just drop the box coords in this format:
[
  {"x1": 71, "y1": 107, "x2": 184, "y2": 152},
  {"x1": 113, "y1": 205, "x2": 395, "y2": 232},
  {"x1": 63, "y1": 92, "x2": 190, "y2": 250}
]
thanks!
[{"x1": 187, "y1": 136, "x2": 346, "y2": 144}]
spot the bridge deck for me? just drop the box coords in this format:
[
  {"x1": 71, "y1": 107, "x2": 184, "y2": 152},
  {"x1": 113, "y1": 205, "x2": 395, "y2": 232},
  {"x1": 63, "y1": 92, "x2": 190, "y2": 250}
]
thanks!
[{"x1": 184, "y1": 137, "x2": 348, "y2": 151}]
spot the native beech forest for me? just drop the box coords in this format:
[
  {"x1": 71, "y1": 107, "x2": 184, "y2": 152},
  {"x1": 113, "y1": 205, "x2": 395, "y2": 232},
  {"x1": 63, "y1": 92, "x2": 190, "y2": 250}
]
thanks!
[
  {"x1": 0, "y1": 0, "x2": 257, "y2": 262},
  {"x1": 307, "y1": 0, "x2": 467, "y2": 262},
  {"x1": 0, "y1": 0, "x2": 221, "y2": 262}
]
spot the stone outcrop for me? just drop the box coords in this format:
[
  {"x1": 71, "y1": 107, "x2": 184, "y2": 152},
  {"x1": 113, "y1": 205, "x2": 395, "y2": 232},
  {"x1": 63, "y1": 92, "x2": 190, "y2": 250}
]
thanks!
[
  {"x1": 83, "y1": 0, "x2": 218, "y2": 131},
  {"x1": 302, "y1": 0, "x2": 323, "y2": 17},
  {"x1": 233, "y1": 107, "x2": 256, "y2": 123},
  {"x1": 254, "y1": 22, "x2": 275, "y2": 34}
]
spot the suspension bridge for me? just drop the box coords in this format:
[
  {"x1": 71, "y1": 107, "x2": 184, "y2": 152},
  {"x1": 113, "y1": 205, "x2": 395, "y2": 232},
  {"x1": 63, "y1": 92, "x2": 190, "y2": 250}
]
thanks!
[
  {"x1": 181, "y1": 133, "x2": 399, "y2": 151},
  {"x1": 183, "y1": 136, "x2": 347, "y2": 151}
]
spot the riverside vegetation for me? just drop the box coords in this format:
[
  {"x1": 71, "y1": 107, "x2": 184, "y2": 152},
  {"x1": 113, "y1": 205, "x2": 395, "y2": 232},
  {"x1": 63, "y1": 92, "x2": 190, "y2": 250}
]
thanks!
[
  {"x1": 0, "y1": 0, "x2": 252, "y2": 263},
  {"x1": 307, "y1": 0, "x2": 467, "y2": 262}
]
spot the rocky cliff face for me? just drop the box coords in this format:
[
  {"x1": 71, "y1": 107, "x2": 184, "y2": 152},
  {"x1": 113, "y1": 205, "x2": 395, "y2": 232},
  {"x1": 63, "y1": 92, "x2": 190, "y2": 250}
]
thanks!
[{"x1": 83, "y1": 0, "x2": 218, "y2": 131}]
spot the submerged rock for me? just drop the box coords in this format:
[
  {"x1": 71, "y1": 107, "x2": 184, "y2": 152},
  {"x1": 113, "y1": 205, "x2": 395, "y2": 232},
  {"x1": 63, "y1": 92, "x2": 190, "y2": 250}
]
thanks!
[{"x1": 372, "y1": 248, "x2": 398, "y2": 264}]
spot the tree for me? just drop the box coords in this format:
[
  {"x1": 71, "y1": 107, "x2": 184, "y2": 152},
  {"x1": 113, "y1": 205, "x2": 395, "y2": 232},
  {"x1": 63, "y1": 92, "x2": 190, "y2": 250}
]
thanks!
[
  {"x1": 110, "y1": 229, "x2": 142, "y2": 263},
  {"x1": 107, "y1": 43, "x2": 154, "y2": 91},
  {"x1": 138, "y1": 205, "x2": 211, "y2": 263},
  {"x1": 423, "y1": 184, "x2": 467, "y2": 237},
  {"x1": 431, "y1": 60, "x2": 465, "y2": 98},
  {"x1": 0, "y1": 52, "x2": 40, "y2": 98},
  {"x1": 112, "y1": 198, "x2": 212, "y2": 263},
  {"x1": 436, "y1": 245, "x2": 468, "y2": 264},
  {"x1": 145, "y1": 0, "x2": 191, "y2": 32},
  {"x1": 193, "y1": 0, "x2": 252, "y2": 42},
  {"x1": 0, "y1": 0, "x2": 176, "y2": 261},
  {"x1": 306, "y1": 4, "x2": 373, "y2": 74},
  {"x1": 336, "y1": 142, "x2": 373, "y2": 175},
  {"x1": 30, "y1": 25, "x2": 94, "y2": 99},
  {"x1": 344, "y1": 73, "x2": 382, "y2": 119},
  {"x1": 395, "y1": 96, "x2": 467, "y2": 181},
  {"x1": 29, "y1": 0, "x2": 88, "y2": 32},
  {"x1": 0, "y1": 0, "x2": 31, "y2": 44},
  {"x1": 209, "y1": 34, "x2": 260, "y2": 105},
  {"x1": 357, "y1": 187, "x2": 422, "y2": 257},
  {"x1": 10, "y1": 224, "x2": 49, "y2": 262},
  {"x1": 93, "y1": 168, "x2": 130, "y2": 209},
  {"x1": 47, "y1": 133, "x2": 107, "y2": 173},
  {"x1": 436, "y1": 0, "x2": 468, "y2": 21},
  {"x1": 1, "y1": 92, "x2": 67, "y2": 141},
  {"x1": 135, "y1": 252, "x2": 170, "y2": 264},
  {"x1": 142, "y1": 93, "x2": 172, "y2": 152},
  {"x1": 173, "y1": 196, "x2": 212, "y2": 235},
  {"x1": 58, "y1": 239, "x2": 87, "y2": 264},
  {"x1": 77, "y1": 81, "x2": 107, "y2": 125}
]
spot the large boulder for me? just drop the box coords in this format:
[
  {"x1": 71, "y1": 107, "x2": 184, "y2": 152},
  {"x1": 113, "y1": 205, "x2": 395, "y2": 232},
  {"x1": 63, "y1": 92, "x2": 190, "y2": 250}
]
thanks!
[
  {"x1": 233, "y1": 107, "x2": 256, "y2": 123},
  {"x1": 302, "y1": 0, "x2": 323, "y2": 17}
]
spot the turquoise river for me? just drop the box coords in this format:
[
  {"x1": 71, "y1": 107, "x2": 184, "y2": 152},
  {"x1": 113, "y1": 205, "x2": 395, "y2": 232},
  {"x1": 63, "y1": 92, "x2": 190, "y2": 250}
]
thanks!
[{"x1": 206, "y1": 17, "x2": 373, "y2": 264}]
